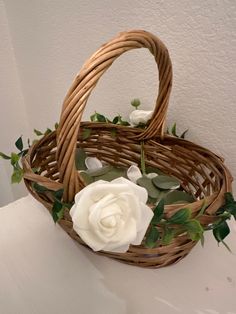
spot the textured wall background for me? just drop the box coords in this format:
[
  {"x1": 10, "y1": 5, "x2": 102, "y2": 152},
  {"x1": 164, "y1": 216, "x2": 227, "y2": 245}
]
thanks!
[
  {"x1": 0, "y1": 0, "x2": 29, "y2": 206},
  {"x1": 1, "y1": 0, "x2": 236, "y2": 205}
]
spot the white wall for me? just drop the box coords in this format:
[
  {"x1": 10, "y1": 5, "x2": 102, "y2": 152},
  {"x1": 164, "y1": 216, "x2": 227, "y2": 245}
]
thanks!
[
  {"x1": 1, "y1": 0, "x2": 236, "y2": 205},
  {"x1": 0, "y1": 0, "x2": 29, "y2": 206}
]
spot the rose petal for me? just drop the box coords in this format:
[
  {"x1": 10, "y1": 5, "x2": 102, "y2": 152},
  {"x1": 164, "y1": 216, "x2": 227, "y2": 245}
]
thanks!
[
  {"x1": 129, "y1": 110, "x2": 153, "y2": 126},
  {"x1": 74, "y1": 227, "x2": 108, "y2": 251},
  {"x1": 85, "y1": 157, "x2": 103, "y2": 170},
  {"x1": 112, "y1": 177, "x2": 148, "y2": 204},
  {"x1": 127, "y1": 165, "x2": 142, "y2": 183},
  {"x1": 103, "y1": 218, "x2": 137, "y2": 252},
  {"x1": 132, "y1": 202, "x2": 154, "y2": 245},
  {"x1": 146, "y1": 172, "x2": 158, "y2": 179}
]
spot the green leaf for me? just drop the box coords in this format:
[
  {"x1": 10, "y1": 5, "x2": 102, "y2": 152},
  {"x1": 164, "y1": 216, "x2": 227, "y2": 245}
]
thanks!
[
  {"x1": 112, "y1": 115, "x2": 130, "y2": 126},
  {"x1": 82, "y1": 128, "x2": 92, "y2": 140},
  {"x1": 137, "y1": 176, "x2": 160, "y2": 199},
  {"x1": 52, "y1": 200, "x2": 64, "y2": 223},
  {"x1": 146, "y1": 166, "x2": 164, "y2": 176},
  {"x1": 10, "y1": 152, "x2": 20, "y2": 166},
  {"x1": 131, "y1": 98, "x2": 141, "y2": 109},
  {"x1": 44, "y1": 128, "x2": 52, "y2": 135},
  {"x1": 80, "y1": 171, "x2": 94, "y2": 185},
  {"x1": 195, "y1": 200, "x2": 208, "y2": 218},
  {"x1": 93, "y1": 167, "x2": 126, "y2": 182},
  {"x1": 213, "y1": 221, "x2": 230, "y2": 243},
  {"x1": 15, "y1": 136, "x2": 23, "y2": 151},
  {"x1": 53, "y1": 189, "x2": 64, "y2": 201},
  {"x1": 162, "y1": 227, "x2": 175, "y2": 245},
  {"x1": 185, "y1": 219, "x2": 204, "y2": 241},
  {"x1": 171, "y1": 123, "x2": 177, "y2": 137},
  {"x1": 21, "y1": 149, "x2": 29, "y2": 157},
  {"x1": 152, "y1": 175, "x2": 180, "y2": 190},
  {"x1": 169, "y1": 207, "x2": 191, "y2": 224},
  {"x1": 11, "y1": 168, "x2": 24, "y2": 183},
  {"x1": 87, "y1": 165, "x2": 113, "y2": 177},
  {"x1": 110, "y1": 129, "x2": 117, "y2": 138},
  {"x1": 151, "y1": 199, "x2": 165, "y2": 224},
  {"x1": 140, "y1": 141, "x2": 146, "y2": 175},
  {"x1": 164, "y1": 190, "x2": 195, "y2": 205},
  {"x1": 34, "y1": 129, "x2": 43, "y2": 136},
  {"x1": 32, "y1": 182, "x2": 50, "y2": 193},
  {"x1": 0, "y1": 152, "x2": 11, "y2": 160},
  {"x1": 54, "y1": 122, "x2": 59, "y2": 129},
  {"x1": 225, "y1": 192, "x2": 234, "y2": 204},
  {"x1": 200, "y1": 234, "x2": 205, "y2": 247},
  {"x1": 90, "y1": 112, "x2": 107, "y2": 122},
  {"x1": 180, "y1": 129, "x2": 188, "y2": 139},
  {"x1": 145, "y1": 226, "x2": 160, "y2": 248},
  {"x1": 75, "y1": 148, "x2": 87, "y2": 170}
]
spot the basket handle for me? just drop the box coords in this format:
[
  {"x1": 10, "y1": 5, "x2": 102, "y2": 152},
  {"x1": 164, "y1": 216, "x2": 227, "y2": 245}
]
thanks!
[{"x1": 56, "y1": 30, "x2": 173, "y2": 202}]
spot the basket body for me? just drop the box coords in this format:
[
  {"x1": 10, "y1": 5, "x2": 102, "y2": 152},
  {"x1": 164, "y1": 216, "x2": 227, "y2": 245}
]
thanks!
[{"x1": 22, "y1": 30, "x2": 232, "y2": 268}]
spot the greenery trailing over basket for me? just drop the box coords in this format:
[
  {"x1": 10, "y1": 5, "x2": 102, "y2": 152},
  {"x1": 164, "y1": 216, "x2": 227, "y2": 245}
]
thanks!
[{"x1": 0, "y1": 99, "x2": 235, "y2": 251}]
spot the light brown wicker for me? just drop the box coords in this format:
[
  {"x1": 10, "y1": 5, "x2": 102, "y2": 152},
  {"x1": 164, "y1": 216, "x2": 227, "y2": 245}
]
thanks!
[{"x1": 22, "y1": 30, "x2": 233, "y2": 268}]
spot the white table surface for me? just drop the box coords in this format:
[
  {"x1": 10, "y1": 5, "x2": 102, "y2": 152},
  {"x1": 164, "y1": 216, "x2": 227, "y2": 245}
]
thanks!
[{"x1": 0, "y1": 195, "x2": 236, "y2": 314}]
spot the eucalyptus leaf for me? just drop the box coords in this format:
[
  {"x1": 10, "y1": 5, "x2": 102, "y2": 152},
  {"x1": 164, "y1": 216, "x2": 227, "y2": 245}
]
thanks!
[
  {"x1": 15, "y1": 136, "x2": 23, "y2": 151},
  {"x1": 80, "y1": 171, "x2": 94, "y2": 185},
  {"x1": 145, "y1": 226, "x2": 160, "y2": 248},
  {"x1": 164, "y1": 190, "x2": 195, "y2": 205},
  {"x1": 75, "y1": 148, "x2": 87, "y2": 171},
  {"x1": 54, "y1": 122, "x2": 59, "y2": 129},
  {"x1": 152, "y1": 175, "x2": 180, "y2": 190},
  {"x1": 137, "y1": 176, "x2": 160, "y2": 199},
  {"x1": 169, "y1": 208, "x2": 191, "y2": 224},
  {"x1": 94, "y1": 167, "x2": 126, "y2": 182},
  {"x1": 146, "y1": 167, "x2": 164, "y2": 175},
  {"x1": 87, "y1": 165, "x2": 113, "y2": 177}
]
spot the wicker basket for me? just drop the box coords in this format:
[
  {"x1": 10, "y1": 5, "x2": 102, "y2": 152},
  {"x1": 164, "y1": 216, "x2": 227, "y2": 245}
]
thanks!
[{"x1": 22, "y1": 30, "x2": 233, "y2": 268}]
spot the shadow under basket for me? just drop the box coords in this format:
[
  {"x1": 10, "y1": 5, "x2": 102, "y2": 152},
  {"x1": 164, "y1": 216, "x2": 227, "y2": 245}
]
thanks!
[{"x1": 22, "y1": 30, "x2": 232, "y2": 268}]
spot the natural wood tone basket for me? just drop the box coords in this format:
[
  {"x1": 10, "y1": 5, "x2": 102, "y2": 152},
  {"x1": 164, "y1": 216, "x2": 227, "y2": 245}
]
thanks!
[{"x1": 22, "y1": 30, "x2": 233, "y2": 268}]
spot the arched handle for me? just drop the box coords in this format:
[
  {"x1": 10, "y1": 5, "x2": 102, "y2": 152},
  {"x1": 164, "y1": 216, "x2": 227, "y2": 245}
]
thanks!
[{"x1": 56, "y1": 30, "x2": 173, "y2": 202}]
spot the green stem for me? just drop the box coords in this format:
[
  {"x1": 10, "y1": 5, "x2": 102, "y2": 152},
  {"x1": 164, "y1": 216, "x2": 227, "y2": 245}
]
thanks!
[{"x1": 141, "y1": 141, "x2": 146, "y2": 175}]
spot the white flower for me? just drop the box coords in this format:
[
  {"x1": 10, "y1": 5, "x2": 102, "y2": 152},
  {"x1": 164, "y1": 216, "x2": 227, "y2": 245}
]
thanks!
[
  {"x1": 127, "y1": 165, "x2": 142, "y2": 183},
  {"x1": 129, "y1": 110, "x2": 153, "y2": 126},
  {"x1": 70, "y1": 177, "x2": 153, "y2": 253},
  {"x1": 85, "y1": 157, "x2": 103, "y2": 170}
]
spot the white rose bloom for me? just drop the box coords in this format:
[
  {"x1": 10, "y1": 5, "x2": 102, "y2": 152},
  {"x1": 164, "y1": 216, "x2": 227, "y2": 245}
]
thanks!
[
  {"x1": 70, "y1": 177, "x2": 153, "y2": 253},
  {"x1": 129, "y1": 110, "x2": 153, "y2": 126}
]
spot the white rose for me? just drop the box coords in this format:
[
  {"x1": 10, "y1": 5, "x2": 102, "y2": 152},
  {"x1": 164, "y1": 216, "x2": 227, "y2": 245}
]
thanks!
[
  {"x1": 70, "y1": 177, "x2": 153, "y2": 253},
  {"x1": 129, "y1": 110, "x2": 153, "y2": 126}
]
